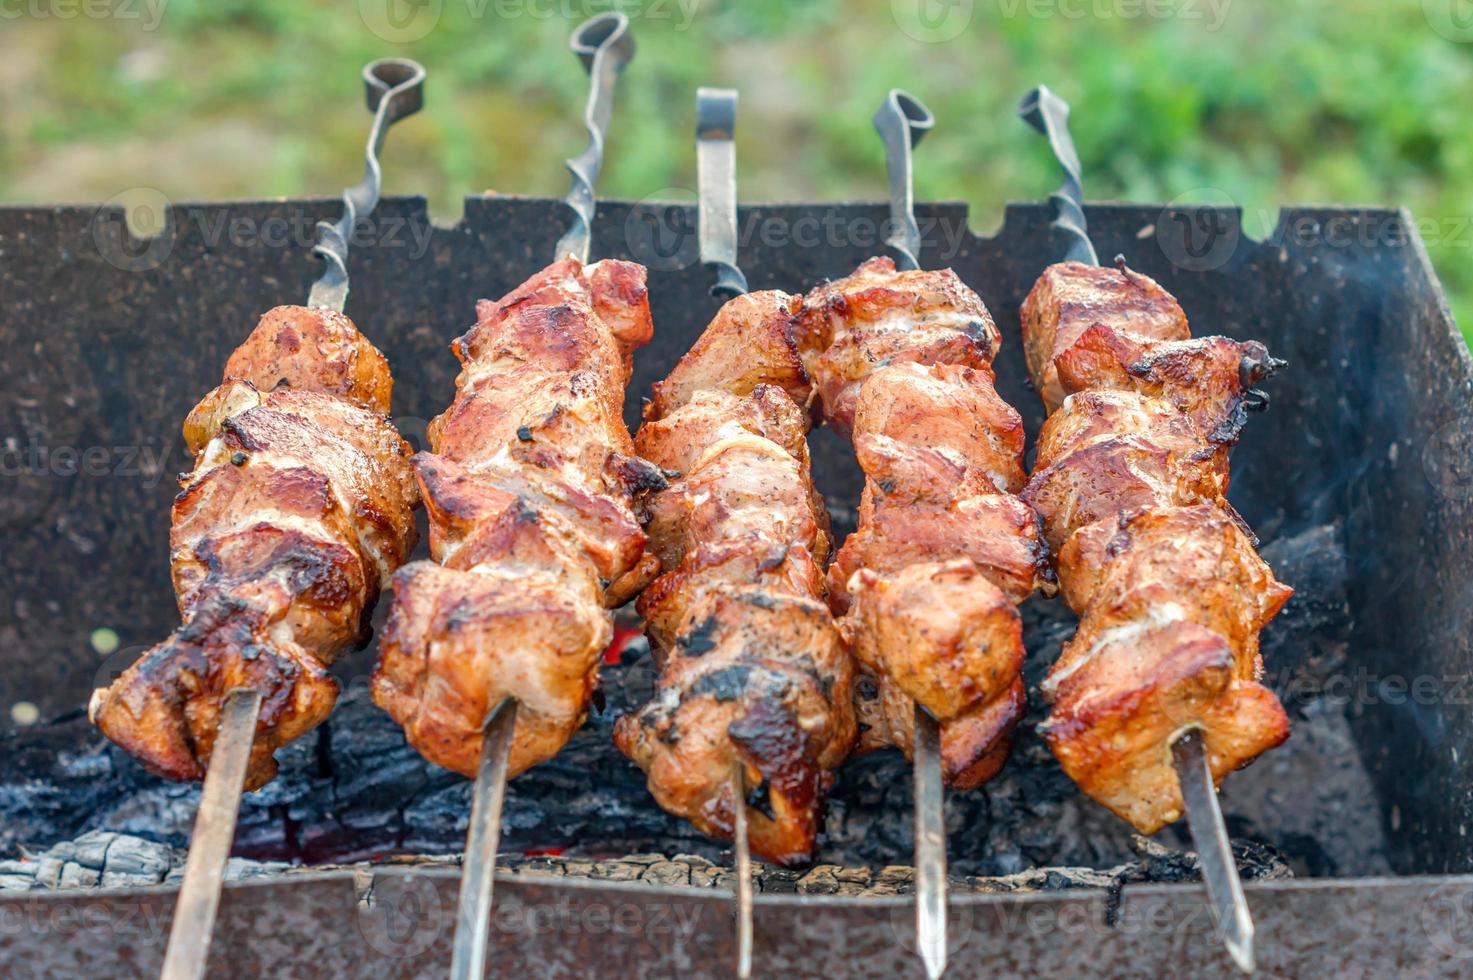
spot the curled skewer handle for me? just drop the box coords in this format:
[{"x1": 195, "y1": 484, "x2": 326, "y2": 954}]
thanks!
[
  {"x1": 307, "y1": 58, "x2": 427, "y2": 312},
  {"x1": 1018, "y1": 84, "x2": 1099, "y2": 267},
  {"x1": 555, "y1": 13, "x2": 636, "y2": 264},
  {"x1": 697, "y1": 87, "x2": 747, "y2": 299},
  {"x1": 873, "y1": 89, "x2": 934, "y2": 273}
]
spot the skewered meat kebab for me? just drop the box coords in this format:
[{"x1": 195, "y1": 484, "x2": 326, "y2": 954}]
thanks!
[
  {"x1": 372, "y1": 254, "x2": 660, "y2": 776},
  {"x1": 1018, "y1": 85, "x2": 1288, "y2": 973},
  {"x1": 612, "y1": 259, "x2": 860, "y2": 866},
  {"x1": 1021, "y1": 258, "x2": 1291, "y2": 828},
  {"x1": 615, "y1": 298, "x2": 857, "y2": 863},
  {"x1": 366, "y1": 18, "x2": 645, "y2": 980},
  {"x1": 89, "y1": 306, "x2": 419, "y2": 787},
  {"x1": 798, "y1": 256, "x2": 1050, "y2": 786},
  {"x1": 615, "y1": 90, "x2": 847, "y2": 980},
  {"x1": 790, "y1": 93, "x2": 1052, "y2": 980},
  {"x1": 614, "y1": 94, "x2": 856, "y2": 871},
  {"x1": 86, "y1": 60, "x2": 426, "y2": 980},
  {"x1": 88, "y1": 64, "x2": 424, "y2": 802}
]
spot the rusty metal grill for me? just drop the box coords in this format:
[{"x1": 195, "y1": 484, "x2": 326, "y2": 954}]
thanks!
[{"x1": 1, "y1": 197, "x2": 1470, "y2": 975}]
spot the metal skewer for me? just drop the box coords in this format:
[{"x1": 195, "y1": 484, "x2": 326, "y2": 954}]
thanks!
[
  {"x1": 912, "y1": 704, "x2": 948, "y2": 979},
  {"x1": 451, "y1": 698, "x2": 518, "y2": 980},
  {"x1": 874, "y1": 89, "x2": 934, "y2": 273},
  {"x1": 308, "y1": 59, "x2": 427, "y2": 313},
  {"x1": 697, "y1": 86, "x2": 746, "y2": 300},
  {"x1": 1020, "y1": 83, "x2": 1256, "y2": 975},
  {"x1": 158, "y1": 689, "x2": 259, "y2": 980},
  {"x1": 1174, "y1": 729, "x2": 1255, "y2": 972},
  {"x1": 731, "y1": 763, "x2": 755, "y2": 980},
  {"x1": 556, "y1": 12, "x2": 636, "y2": 264},
  {"x1": 157, "y1": 58, "x2": 424, "y2": 980},
  {"x1": 874, "y1": 88, "x2": 948, "y2": 980},
  {"x1": 1016, "y1": 84, "x2": 1098, "y2": 267},
  {"x1": 447, "y1": 17, "x2": 633, "y2": 980},
  {"x1": 694, "y1": 86, "x2": 756, "y2": 976}
]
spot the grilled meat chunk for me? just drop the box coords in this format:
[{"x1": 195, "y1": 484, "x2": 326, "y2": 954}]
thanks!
[
  {"x1": 374, "y1": 258, "x2": 662, "y2": 779},
  {"x1": 647, "y1": 291, "x2": 811, "y2": 420},
  {"x1": 795, "y1": 256, "x2": 1000, "y2": 439},
  {"x1": 1019, "y1": 260, "x2": 1189, "y2": 413},
  {"x1": 797, "y1": 266, "x2": 1049, "y2": 787},
  {"x1": 855, "y1": 672, "x2": 1026, "y2": 790},
  {"x1": 830, "y1": 431, "x2": 1049, "y2": 614},
  {"x1": 1051, "y1": 321, "x2": 1280, "y2": 444},
  {"x1": 90, "y1": 307, "x2": 418, "y2": 789},
  {"x1": 222, "y1": 304, "x2": 395, "y2": 415},
  {"x1": 615, "y1": 291, "x2": 856, "y2": 867},
  {"x1": 1020, "y1": 259, "x2": 1291, "y2": 833},
  {"x1": 616, "y1": 590, "x2": 855, "y2": 867},
  {"x1": 1023, "y1": 388, "x2": 1232, "y2": 553}
]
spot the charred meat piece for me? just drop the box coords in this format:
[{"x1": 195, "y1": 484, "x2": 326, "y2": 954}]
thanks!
[
  {"x1": 90, "y1": 307, "x2": 418, "y2": 789},
  {"x1": 1022, "y1": 388, "x2": 1232, "y2": 553},
  {"x1": 855, "y1": 671, "x2": 1026, "y2": 790},
  {"x1": 615, "y1": 291, "x2": 856, "y2": 867},
  {"x1": 1051, "y1": 321, "x2": 1280, "y2": 445},
  {"x1": 797, "y1": 266, "x2": 1049, "y2": 787},
  {"x1": 374, "y1": 257, "x2": 663, "y2": 779},
  {"x1": 616, "y1": 590, "x2": 855, "y2": 867},
  {"x1": 646, "y1": 291, "x2": 811, "y2": 421},
  {"x1": 1019, "y1": 260, "x2": 1189, "y2": 413},
  {"x1": 1020, "y1": 259, "x2": 1292, "y2": 833},
  {"x1": 794, "y1": 256, "x2": 1000, "y2": 439}
]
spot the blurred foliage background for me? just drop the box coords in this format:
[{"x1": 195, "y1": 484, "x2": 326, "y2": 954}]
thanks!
[{"x1": 1, "y1": 0, "x2": 1469, "y2": 339}]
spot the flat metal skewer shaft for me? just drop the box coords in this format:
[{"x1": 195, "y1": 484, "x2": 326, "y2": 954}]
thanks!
[
  {"x1": 451, "y1": 697, "x2": 519, "y2": 980},
  {"x1": 731, "y1": 766, "x2": 754, "y2": 979},
  {"x1": 913, "y1": 704, "x2": 948, "y2": 980},
  {"x1": 871, "y1": 88, "x2": 950, "y2": 979},
  {"x1": 1172, "y1": 729, "x2": 1255, "y2": 974},
  {"x1": 1019, "y1": 76, "x2": 1249, "y2": 978},
  {"x1": 159, "y1": 687, "x2": 262, "y2": 980}
]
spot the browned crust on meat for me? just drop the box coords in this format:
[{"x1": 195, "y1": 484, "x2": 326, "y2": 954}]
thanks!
[
  {"x1": 617, "y1": 293, "x2": 856, "y2": 866},
  {"x1": 1019, "y1": 260, "x2": 1291, "y2": 833},
  {"x1": 374, "y1": 259, "x2": 657, "y2": 780},
  {"x1": 795, "y1": 260, "x2": 1045, "y2": 789},
  {"x1": 91, "y1": 307, "x2": 416, "y2": 788}
]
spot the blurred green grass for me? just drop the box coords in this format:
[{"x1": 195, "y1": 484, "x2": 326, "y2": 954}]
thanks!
[{"x1": 1, "y1": 0, "x2": 1469, "y2": 341}]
